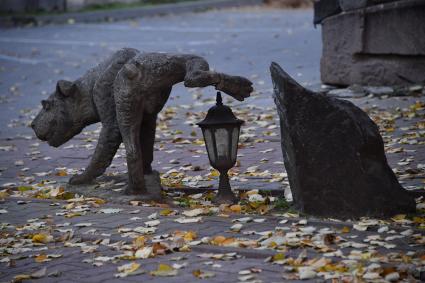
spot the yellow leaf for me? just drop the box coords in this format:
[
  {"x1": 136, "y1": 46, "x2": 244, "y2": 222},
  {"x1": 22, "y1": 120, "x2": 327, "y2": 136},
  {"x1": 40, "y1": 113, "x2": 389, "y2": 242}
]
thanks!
[
  {"x1": 222, "y1": 238, "x2": 236, "y2": 246},
  {"x1": 211, "y1": 235, "x2": 226, "y2": 245},
  {"x1": 55, "y1": 170, "x2": 68, "y2": 177},
  {"x1": 150, "y1": 264, "x2": 178, "y2": 277},
  {"x1": 413, "y1": 217, "x2": 425, "y2": 224},
  {"x1": 179, "y1": 245, "x2": 191, "y2": 252},
  {"x1": 32, "y1": 233, "x2": 52, "y2": 244},
  {"x1": 230, "y1": 204, "x2": 242, "y2": 213},
  {"x1": 126, "y1": 262, "x2": 140, "y2": 273},
  {"x1": 193, "y1": 269, "x2": 215, "y2": 279},
  {"x1": 13, "y1": 274, "x2": 31, "y2": 281},
  {"x1": 160, "y1": 209, "x2": 174, "y2": 216},
  {"x1": 210, "y1": 170, "x2": 220, "y2": 177},
  {"x1": 391, "y1": 214, "x2": 406, "y2": 222},
  {"x1": 35, "y1": 254, "x2": 49, "y2": 263},
  {"x1": 257, "y1": 204, "x2": 270, "y2": 215},
  {"x1": 18, "y1": 186, "x2": 33, "y2": 192},
  {"x1": 272, "y1": 253, "x2": 285, "y2": 262},
  {"x1": 94, "y1": 198, "x2": 106, "y2": 205},
  {"x1": 341, "y1": 226, "x2": 350, "y2": 233},
  {"x1": 193, "y1": 139, "x2": 205, "y2": 145},
  {"x1": 115, "y1": 262, "x2": 141, "y2": 278},
  {"x1": 183, "y1": 231, "x2": 197, "y2": 241},
  {"x1": 0, "y1": 190, "x2": 9, "y2": 199},
  {"x1": 56, "y1": 191, "x2": 75, "y2": 200},
  {"x1": 133, "y1": 236, "x2": 146, "y2": 249}
]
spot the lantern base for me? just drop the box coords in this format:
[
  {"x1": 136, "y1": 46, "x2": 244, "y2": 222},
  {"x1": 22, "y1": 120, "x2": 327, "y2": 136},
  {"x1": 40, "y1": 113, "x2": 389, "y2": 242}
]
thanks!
[{"x1": 213, "y1": 171, "x2": 237, "y2": 204}]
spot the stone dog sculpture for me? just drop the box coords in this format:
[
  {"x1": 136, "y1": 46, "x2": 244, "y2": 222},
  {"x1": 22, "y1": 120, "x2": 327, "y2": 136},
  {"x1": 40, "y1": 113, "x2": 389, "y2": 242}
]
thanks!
[{"x1": 31, "y1": 48, "x2": 253, "y2": 199}]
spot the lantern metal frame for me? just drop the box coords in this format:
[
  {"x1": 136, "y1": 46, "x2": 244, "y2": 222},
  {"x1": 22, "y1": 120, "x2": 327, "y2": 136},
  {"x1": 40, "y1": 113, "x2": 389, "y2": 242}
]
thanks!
[{"x1": 197, "y1": 92, "x2": 244, "y2": 203}]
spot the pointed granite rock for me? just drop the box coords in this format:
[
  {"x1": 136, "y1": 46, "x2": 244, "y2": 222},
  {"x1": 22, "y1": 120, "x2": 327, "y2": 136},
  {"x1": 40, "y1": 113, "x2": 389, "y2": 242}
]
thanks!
[{"x1": 270, "y1": 62, "x2": 415, "y2": 218}]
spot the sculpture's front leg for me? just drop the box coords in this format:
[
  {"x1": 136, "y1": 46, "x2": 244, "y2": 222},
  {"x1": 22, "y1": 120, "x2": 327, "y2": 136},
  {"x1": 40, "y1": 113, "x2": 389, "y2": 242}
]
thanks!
[
  {"x1": 214, "y1": 73, "x2": 253, "y2": 101},
  {"x1": 69, "y1": 125, "x2": 121, "y2": 185},
  {"x1": 113, "y1": 63, "x2": 161, "y2": 199},
  {"x1": 183, "y1": 57, "x2": 253, "y2": 101}
]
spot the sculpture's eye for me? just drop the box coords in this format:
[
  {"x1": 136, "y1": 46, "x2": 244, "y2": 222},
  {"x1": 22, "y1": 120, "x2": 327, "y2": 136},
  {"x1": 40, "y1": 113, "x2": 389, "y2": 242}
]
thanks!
[{"x1": 41, "y1": 100, "x2": 52, "y2": 110}]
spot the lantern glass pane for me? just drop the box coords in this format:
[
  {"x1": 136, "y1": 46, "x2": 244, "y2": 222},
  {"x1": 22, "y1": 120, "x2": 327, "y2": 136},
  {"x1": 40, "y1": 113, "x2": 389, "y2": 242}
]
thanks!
[
  {"x1": 203, "y1": 129, "x2": 216, "y2": 164},
  {"x1": 231, "y1": 126, "x2": 240, "y2": 162},
  {"x1": 214, "y1": 128, "x2": 230, "y2": 162}
]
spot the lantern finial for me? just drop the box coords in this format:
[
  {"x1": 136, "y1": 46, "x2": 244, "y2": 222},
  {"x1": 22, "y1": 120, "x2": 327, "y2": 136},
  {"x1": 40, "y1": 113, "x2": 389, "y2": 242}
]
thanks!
[{"x1": 216, "y1": 91, "x2": 223, "y2": 106}]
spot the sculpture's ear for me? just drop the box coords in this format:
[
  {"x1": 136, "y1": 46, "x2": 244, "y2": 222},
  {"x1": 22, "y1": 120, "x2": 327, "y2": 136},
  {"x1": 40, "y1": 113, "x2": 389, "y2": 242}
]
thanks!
[
  {"x1": 56, "y1": 80, "x2": 77, "y2": 97},
  {"x1": 41, "y1": 99, "x2": 52, "y2": 110}
]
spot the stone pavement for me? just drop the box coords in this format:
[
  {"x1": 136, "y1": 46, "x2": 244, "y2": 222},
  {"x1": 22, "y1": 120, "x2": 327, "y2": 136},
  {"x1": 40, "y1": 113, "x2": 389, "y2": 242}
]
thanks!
[
  {"x1": 0, "y1": 196, "x2": 423, "y2": 282},
  {"x1": 0, "y1": 5, "x2": 424, "y2": 283}
]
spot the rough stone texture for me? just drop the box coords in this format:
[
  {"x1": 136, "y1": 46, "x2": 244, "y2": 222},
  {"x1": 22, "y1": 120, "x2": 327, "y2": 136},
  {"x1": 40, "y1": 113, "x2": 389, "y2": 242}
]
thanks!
[
  {"x1": 31, "y1": 48, "x2": 252, "y2": 199},
  {"x1": 320, "y1": 0, "x2": 425, "y2": 86},
  {"x1": 313, "y1": 0, "x2": 341, "y2": 25},
  {"x1": 270, "y1": 62, "x2": 416, "y2": 218},
  {"x1": 338, "y1": 0, "x2": 368, "y2": 11},
  {"x1": 263, "y1": 0, "x2": 312, "y2": 9}
]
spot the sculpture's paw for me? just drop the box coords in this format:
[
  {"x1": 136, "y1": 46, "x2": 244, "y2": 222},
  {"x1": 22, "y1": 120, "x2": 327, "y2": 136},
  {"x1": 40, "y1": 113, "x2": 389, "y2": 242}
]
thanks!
[
  {"x1": 213, "y1": 191, "x2": 238, "y2": 205},
  {"x1": 125, "y1": 186, "x2": 162, "y2": 201},
  {"x1": 69, "y1": 174, "x2": 94, "y2": 185},
  {"x1": 218, "y1": 75, "x2": 253, "y2": 101}
]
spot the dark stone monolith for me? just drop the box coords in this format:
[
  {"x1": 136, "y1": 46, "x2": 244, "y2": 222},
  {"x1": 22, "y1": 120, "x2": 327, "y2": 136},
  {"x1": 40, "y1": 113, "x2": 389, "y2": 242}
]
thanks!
[{"x1": 270, "y1": 62, "x2": 415, "y2": 218}]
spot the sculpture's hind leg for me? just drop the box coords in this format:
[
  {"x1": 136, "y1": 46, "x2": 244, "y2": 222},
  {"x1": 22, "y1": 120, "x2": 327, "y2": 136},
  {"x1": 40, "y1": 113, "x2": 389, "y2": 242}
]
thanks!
[
  {"x1": 140, "y1": 86, "x2": 172, "y2": 174},
  {"x1": 114, "y1": 63, "x2": 148, "y2": 196},
  {"x1": 140, "y1": 114, "x2": 156, "y2": 174}
]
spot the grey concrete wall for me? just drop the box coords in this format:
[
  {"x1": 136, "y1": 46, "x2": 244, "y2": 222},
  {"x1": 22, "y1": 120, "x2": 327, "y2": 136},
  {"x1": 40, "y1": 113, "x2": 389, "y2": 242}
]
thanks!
[{"x1": 320, "y1": 0, "x2": 425, "y2": 86}]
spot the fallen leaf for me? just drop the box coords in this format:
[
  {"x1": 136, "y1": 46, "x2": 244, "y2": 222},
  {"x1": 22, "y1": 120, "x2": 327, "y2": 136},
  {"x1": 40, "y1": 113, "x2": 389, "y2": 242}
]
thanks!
[
  {"x1": 35, "y1": 254, "x2": 49, "y2": 263},
  {"x1": 115, "y1": 263, "x2": 142, "y2": 278},
  {"x1": 145, "y1": 220, "x2": 160, "y2": 227},
  {"x1": 174, "y1": 217, "x2": 202, "y2": 224},
  {"x1": 150, "y1": 264, "x2": 178, "y2": 277},
  {"x1": 135, "y1": 247, "x2": 153, "y2": 259},
  {"x1": 182, "y1": 208, "x2": 205, "y2": 217},
  {"x1": 133, "y1": 236, "x2": 146, "y2": 249},
  {"x1": 32, "y1": 233, "x2": 53, "y2": 244},
  {"x1": 99, "y1": 208, "x2": 122, "y2": 214},
  {"x1": 31, "y1": 267, "x2": 47, "y2": 279},
  {"x1": 193, "y1": 269, "x2": 215, "y2": 279},
  {"x1": 230, "y1": 205, "x2": 242, "y2": 213},
  {"x1": 230, "y1": 223, "x2": 243, "y2": 232},
  {"x1": 298, "y1": 267, "x2": 316, "y2": 279},
  {"x1": 74, "y1": 223, "x2": 92, "y2": 227}
]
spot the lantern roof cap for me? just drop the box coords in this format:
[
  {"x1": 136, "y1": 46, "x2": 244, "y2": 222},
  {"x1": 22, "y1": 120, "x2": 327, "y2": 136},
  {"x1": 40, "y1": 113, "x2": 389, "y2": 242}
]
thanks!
[{"x1": 197, "y1": 92, "x2": 244, "y2": 127}]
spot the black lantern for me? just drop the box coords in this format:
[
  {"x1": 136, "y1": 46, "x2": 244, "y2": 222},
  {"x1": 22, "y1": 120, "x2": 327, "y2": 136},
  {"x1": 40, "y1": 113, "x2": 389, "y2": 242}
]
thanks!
[{"x1": 197, "y1": 92, "x2": 244, "y2": 204}]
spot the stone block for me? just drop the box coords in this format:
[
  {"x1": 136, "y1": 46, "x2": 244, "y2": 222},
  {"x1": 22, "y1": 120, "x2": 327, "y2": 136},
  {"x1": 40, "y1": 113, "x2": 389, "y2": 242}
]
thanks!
[
  {"x1": 271, "y1": 62, "x2": 415, "y2": 218},
  {"x1": 320, "y1": 0, "x2": 425, "y2": 86}
]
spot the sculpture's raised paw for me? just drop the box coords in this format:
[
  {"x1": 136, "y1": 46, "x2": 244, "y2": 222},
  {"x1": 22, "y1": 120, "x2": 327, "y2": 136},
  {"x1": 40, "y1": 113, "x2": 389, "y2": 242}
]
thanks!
[
  {"x1": 217, "y1": 75, "x2": 253, "y2": 101},
  {"x1": 69, "y1": 174, "x2": 94, "y2": 185}
]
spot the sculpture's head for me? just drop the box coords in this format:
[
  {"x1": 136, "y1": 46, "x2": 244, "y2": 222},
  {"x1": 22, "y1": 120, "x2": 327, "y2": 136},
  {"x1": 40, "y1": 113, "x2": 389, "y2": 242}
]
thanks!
[{"x1": 31, "y1": 80, "x2": 85, "y2": 147}]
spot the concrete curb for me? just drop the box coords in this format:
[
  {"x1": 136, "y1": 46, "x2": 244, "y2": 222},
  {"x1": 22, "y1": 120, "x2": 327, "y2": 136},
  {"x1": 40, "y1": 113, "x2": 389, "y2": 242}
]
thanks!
[{"x1": 0, "y1": 0, "x2": 264, "y2": 27}]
